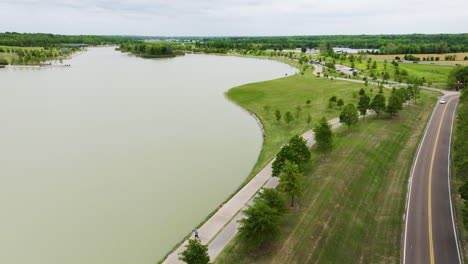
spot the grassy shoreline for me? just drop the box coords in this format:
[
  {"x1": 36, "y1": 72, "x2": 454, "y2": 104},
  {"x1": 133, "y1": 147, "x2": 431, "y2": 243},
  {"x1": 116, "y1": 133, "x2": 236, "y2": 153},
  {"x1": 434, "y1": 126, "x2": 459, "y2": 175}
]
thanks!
[{"x1": 215, "y1": 89, "x2": 439, "y2": 263}]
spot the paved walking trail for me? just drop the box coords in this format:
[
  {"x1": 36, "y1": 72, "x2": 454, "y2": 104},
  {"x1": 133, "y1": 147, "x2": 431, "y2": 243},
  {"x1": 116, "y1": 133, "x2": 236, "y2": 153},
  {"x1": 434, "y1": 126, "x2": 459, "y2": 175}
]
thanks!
[{"x1": 164, "y1": 61, "x2": 452, "y2": 264}]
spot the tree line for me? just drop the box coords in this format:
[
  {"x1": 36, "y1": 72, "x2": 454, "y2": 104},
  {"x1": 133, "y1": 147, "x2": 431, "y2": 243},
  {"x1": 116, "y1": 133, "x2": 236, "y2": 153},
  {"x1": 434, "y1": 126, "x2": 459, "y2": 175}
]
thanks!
[
  {"x1": 194, "y1": 34, "x2": 468, "y2": 54},
  {"x1": 0, "y1": 32, "x2": 140, "y2": 47}
]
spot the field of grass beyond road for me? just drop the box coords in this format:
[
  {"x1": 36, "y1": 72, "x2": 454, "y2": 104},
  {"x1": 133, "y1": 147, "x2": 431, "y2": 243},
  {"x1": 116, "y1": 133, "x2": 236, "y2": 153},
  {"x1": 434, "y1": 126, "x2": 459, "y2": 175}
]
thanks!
[
  {"x1": 216, "y1": 89, "x2": 439, "y2": 264},
  {"x1": 227, "y1": 70, "x2": 390, "y2": 181}
]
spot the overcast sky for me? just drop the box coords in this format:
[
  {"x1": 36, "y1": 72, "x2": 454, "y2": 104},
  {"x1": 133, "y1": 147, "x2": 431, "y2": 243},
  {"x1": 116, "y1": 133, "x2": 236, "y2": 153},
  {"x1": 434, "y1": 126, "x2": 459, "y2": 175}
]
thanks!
[{"x1": 1, "y1": 0, "x2": 467, "y2": 36}]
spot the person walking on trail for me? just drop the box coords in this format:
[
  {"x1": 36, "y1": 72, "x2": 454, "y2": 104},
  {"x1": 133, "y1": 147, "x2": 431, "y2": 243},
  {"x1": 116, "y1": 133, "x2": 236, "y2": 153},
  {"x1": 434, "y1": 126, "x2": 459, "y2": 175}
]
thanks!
[
  {"x1": 457, "y1": 81, "x2": 462, "y2": 91},
  {"x1": 194, "y1": 229, "x2": 200, "y2": 241}
]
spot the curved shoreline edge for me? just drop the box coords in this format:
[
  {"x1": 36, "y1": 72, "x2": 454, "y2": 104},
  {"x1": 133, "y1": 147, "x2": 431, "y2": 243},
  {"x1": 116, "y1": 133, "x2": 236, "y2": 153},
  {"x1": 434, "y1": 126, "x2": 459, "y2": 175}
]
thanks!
[{"x1": 158, "y1": 56, "x2": 299, "y2": 264}]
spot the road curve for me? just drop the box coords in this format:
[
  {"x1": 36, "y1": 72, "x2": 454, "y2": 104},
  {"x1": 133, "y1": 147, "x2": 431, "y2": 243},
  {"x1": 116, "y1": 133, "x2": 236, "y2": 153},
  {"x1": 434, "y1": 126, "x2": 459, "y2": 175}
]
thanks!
[{"x1": 403, "y1": 94, "x2": 462, "y2": 264}]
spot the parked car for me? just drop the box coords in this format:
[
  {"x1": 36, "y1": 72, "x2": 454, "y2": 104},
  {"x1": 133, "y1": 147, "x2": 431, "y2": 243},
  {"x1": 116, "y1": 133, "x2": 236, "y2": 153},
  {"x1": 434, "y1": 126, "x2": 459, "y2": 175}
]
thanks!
[
  {"x1": 413, "y1": 61, "x2": 419, "y2": 64},
  {"x1": 397, "y1": 60, "x2": 403, "y2": 63},
  {"x1": 439, "y1": 99, "x2": 446, "y2": 104}
]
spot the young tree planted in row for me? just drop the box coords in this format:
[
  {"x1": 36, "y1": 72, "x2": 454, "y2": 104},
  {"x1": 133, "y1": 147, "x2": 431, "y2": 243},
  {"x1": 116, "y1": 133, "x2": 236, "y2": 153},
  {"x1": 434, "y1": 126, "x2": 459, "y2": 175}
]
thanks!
[
  {"x1": 337, "y1": 99, "x2": 344, "y2": 109},
  {"x1": 313, "y1": 117, "x2": 333, "y2": 151},
  {"x1": 358, "y1": 95, "x2": 371, "y2": 117},
  {"x1": 275, "y1": 109, "x2": 281, "y2": 122},
  {"x1": 272, "y1": 135, "x2": 311, "y2": 177},
  {"x1": 179, "y1": 239, "x2": 210, "y2": 264},
  {"x1": 285, "y1": 111, "x2": 294, "y2": 124},
  {"x1": 279, "y1": 161, "x2": 304, "y2": 207},
  {"x1": 238, "y1": 198, "x2": 282, "y2": 250},
  {"x1": 371, "y1": 94, "x2": 386, "y2": 116},
  {"x1": 339, "y1": 103, "x2": 359, "y2": 128}
]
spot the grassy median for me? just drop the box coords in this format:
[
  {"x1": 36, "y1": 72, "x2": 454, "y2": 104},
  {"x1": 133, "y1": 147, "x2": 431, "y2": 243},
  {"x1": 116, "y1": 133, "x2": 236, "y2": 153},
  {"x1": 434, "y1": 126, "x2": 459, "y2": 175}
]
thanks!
[{"x1": 217, "y1": 88, "x2": 439, "y2": 263}]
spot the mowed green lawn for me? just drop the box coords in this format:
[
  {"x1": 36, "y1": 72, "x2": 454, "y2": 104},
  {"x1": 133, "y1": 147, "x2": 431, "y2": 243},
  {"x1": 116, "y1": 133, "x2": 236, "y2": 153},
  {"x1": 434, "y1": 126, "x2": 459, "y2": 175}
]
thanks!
[
  {"x1": 217, "y1": 89, "x2": 439, "y2": 264},
  {"x1": 334, "y1": 58, "x2": 452, "y2": 85},
  {"x1": 227, "y1": 71, "x2": 390, "y2": 180}
]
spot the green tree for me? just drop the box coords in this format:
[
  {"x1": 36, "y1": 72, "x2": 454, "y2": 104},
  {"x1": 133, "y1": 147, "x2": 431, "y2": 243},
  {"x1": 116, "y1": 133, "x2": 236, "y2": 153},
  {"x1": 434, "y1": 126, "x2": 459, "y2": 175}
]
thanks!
[
  {"x1": 255, "y1": 188, "x2": 286, "y2": 214},
  {"x1": 285, "y1": 111, "x2": 294, "y2": 124},
  {"x1": 295, "y1": 106, "x2": 302, "y2": 118},
  {"x1": 275, "y1": 109, "x2": 281, "y2": 123},
  {"x1": 359, "y1": 88, "x2": 366, "y2": 96},
  {"x1": 386, "y1": 93, "x2": 401, "y2": 116},
  {"x1": 357, "y1": 95, "x2": 371, "y2": 117},
  {"x1": 238, "y1": 200, "x2": 282, "y2": 250},
  {"x1": 371, "y1": 94, "x2": 386, "y2": 116},
  {"x1": 313, "y1": 117, "x2": 333, "y2": 151},
  {"x1": 337, "y1": 99, "x2": 344, "y2": 109},
  {"x1": 272, "y1": 135, "x2": 311, "y2": 176},
  {"x1": 0, "y1": 58, "x2": 8, "y2": 65},
  {"x1": 448, "y1": 65, "x2": 468, "y2": 89},
  {"x1": 339, "y1": 103, "x2": 359, "y2": 128},
  {"x1": 329, "y1": 95, "x2": 337, "y2": 103},
  {"x1": 279, "y1": 161, "x2": 304, "y2": 207},
  {"x1": 307, "y1": 114, "x2": 312, "y2": 126},
  {"x1": 306, "y1": 99, "x2": 311, "y2": 106},
  {"x1": 179, "y1": 239, "x2": 210, "y2": 264}
]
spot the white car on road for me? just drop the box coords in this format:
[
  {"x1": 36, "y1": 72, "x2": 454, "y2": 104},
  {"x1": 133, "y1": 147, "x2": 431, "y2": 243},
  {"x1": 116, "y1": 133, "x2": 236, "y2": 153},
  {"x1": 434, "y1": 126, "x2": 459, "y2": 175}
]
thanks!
[{"x1": 439, "y1": 98, "x2": 446, "y2": 104}]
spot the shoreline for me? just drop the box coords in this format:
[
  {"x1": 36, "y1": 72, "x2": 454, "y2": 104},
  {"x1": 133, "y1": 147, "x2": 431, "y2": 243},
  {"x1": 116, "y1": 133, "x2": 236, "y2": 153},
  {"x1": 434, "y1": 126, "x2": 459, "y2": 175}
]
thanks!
[{"x1": 160, "y1": 56, "x2": 300, "y2": 263}]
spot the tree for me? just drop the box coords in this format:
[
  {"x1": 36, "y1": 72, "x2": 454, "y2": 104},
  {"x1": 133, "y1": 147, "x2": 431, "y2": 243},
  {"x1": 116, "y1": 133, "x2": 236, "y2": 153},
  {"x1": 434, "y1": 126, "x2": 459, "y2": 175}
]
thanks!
[
  {"x1": 448, "y1": 65, "x2": 468, "y2": 89},
  {"x1": 279, "y1": 161, "x2": 304, "y2": 207},
  {"x1": 285, "y1": 111, "x2": 294, "y2": 124},
  {"x1": 371, "y1": 94, "x2": 386, "y2": 116},
  {"x1": 306, "y1": 99, "x2": 311, "y2": 106},
  {"x1": 337, "y1": 99, "x2": 344, "y2": 109},
  {"x1": 307, "y1": 114, "x2": 312, "y2": 126},
  {"x1": 329, "y1": 95, "x2": 337, "y2": 103},
  {"x1": 313, "y1": 117, "x2": 333, "y2": 151},
  {"x1": 255, "y1": 188, "x2": 286, "y2": 214},
  {"x1": 359, "y1": 88, "x2": 366, "y2": 96},
  {"x1": 295, "y1": 106, "x2": 302, "y2": 118},
  {"x1": 0, "y1": 58, "x2": 8, "y2": 65},
  {"x1": 272, "y1": 135, "x2": 311, "y2": 176},
  {"x1": 339, "y1": 103, "x2": 359, "y2": 128},
  {"x1": 275, "y1": 109, "x2": 281, "y2": 122},
  {"x1": 386, "y1": 92, "x2": 403, "y2": 116},
  {"x1": 386, "y1": 94, "x2": 400, "y2": 116},
  {"x1": 179, "y1": 239, "x2": 210, "y2": 264},
  {"x1": 238, "y1": 199, "x2": 282, "y2": 250},
  {"x1": 357, "y1": 95, "x2": 371, "y2": 117}
]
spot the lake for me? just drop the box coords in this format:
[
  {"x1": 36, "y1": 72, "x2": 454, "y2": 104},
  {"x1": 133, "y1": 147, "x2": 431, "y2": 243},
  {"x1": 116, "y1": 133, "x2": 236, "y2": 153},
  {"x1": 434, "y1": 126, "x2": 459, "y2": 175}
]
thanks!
[{"x1": 0, "y1": 47, "x2": 297, "y2": 264}]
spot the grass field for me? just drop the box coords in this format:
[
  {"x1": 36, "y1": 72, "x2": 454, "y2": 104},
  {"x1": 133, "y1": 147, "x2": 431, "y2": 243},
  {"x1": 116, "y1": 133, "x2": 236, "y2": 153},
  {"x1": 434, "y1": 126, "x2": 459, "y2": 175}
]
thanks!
[
  {"x1": 333, "y1": 58, "x2": 453, "y2": 86},
  {"x1": 227, "y1": 70, "x2": 390, "y2": 181},
  {"x1": 368, "y1": 53, "x2": 468, "y2": 65},
  {"x1": 216, "y1": 88, "x2": 439, "y2": 263}
]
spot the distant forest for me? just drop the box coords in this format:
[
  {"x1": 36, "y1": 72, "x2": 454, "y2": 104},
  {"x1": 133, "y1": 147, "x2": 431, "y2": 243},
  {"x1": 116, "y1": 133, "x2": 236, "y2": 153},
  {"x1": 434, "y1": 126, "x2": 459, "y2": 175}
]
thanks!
[
  {"x1": 0, "y1": 32, "x2": 141, "y2": 47},
  {"x1": 194, "y1": 34, "x2": 468, "y2": 54},
  {"x1": 1, "y1": 32, "x2": 468, "y2": 55}
]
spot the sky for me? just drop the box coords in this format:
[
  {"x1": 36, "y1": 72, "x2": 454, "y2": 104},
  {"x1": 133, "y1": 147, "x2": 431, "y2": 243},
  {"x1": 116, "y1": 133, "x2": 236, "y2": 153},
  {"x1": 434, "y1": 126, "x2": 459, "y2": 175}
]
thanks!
[{"x1": 1, "y1": 0, "x2": 467, "y2": 36}]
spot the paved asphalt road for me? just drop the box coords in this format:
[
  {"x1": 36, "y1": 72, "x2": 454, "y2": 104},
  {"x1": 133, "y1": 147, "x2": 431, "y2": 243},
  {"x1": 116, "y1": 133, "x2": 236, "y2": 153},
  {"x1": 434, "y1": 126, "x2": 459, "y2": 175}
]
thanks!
[{"x1": 403, "y1": 94, "x2": 462, "y2": 264}]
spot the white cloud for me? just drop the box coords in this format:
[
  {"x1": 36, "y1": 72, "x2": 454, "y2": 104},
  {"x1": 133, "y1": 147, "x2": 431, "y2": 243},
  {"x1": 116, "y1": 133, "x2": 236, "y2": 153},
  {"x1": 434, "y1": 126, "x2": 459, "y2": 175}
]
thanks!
[{"x1": 0, "y1": 0, "x2": 466, "y2": 35}]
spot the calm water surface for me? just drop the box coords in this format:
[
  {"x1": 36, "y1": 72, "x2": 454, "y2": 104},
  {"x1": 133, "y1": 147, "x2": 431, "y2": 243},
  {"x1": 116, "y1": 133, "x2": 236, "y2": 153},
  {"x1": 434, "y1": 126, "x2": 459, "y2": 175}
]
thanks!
[{"x1": 0, "y1": 47, "x2": 297, "y2": 264}]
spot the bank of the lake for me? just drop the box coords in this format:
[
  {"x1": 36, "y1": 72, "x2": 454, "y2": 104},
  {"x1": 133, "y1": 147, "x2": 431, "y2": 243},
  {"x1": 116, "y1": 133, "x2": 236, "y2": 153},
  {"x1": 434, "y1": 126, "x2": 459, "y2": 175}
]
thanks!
[{"x1": 0, "y1": 47, "x2": 297, "y2": 264}]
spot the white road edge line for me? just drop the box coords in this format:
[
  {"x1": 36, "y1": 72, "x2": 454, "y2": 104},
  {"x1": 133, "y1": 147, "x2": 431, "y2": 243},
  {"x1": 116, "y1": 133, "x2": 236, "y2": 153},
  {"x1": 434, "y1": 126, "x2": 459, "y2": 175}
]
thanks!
[
  {"x1": 402, "y1": 98, "x2": 440, "y2": 264},
  {"x1": 447, "y1": 97, "x2": 462, "y2": 264}
]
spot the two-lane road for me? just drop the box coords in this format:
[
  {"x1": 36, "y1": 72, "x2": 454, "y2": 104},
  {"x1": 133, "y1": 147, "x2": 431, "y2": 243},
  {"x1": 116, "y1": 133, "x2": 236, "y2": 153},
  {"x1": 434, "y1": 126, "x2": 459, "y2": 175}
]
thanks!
[{"x1": 403, "y1": 94, "x2": 462, "y2": 264}]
